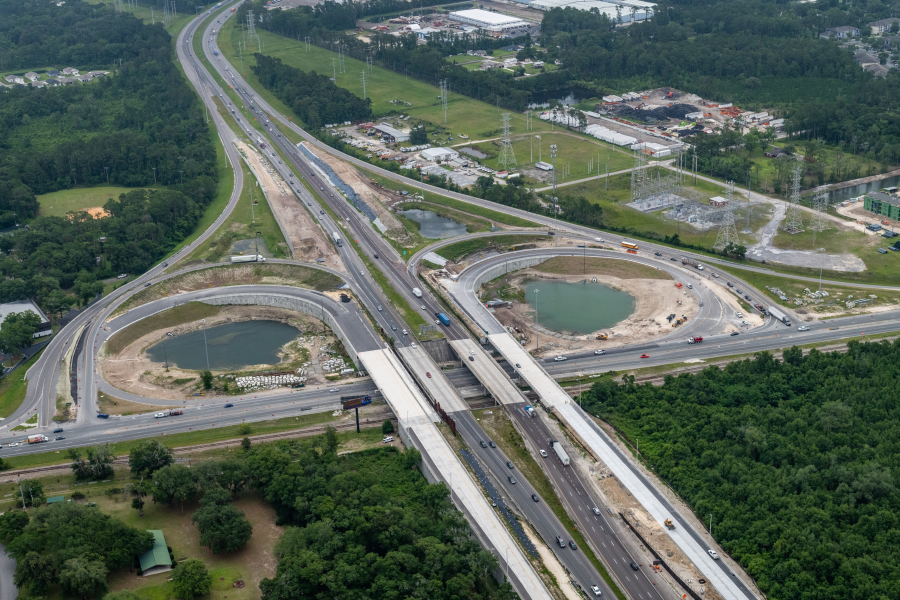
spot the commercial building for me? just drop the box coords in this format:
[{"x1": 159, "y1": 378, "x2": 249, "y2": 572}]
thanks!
[
  {"x1": 373, "y1": 123, "x2": 409, "y2": 143},
  {"x1": 819, "y1": 26, "x2": 860, "y2": 39},
  {"x1": 420, "y1": 147, "x2": 460, "y2": 162},
  {"x1": 524, "y1": 0, "x2": 654, "y2": 21},
  {"x1": 447, "y1": 9, "x2": 530, "y2": 34},
  {"x1": 864, "y1": 191, "x2": 900, "y2": 220},
  {"x1": 868, "y1": 18, "x2": 900, "y2": 34},
  {"x1": 0, "y1": 300, "x2": 51, "y2": 338}
]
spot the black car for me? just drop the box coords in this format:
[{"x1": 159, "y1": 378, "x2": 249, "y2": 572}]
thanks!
[
  {"x1": 515, "y1": 363, "x2": 521, "y2": 368},
  {"x1": 97, "y1": 413, "x2": 109, "y2": 419},
  {"x1": 224, "y1": 403, "x2": 234, "y2": 408},
  {"x1": 508, "y1": 476, "x2": 517, "y2": 484},
  {"x1": 468, "y1": 356, "x2": 475, "y2": 362},
  {"x1": 731, "y1": 331, "x2": 740, "y2": 336},
  {"x1": 727, "y1": 282, "x2": 734, "y2": 287},
  {"x1": 630, "y1": 562, "x2": 640, "y2": 571},
  {"x1": 569, "y1": 541, "x2": 577, "y2": 551},
  {"x1": 53, "y1": 428, "x2": 63, "y2": 433},
  {"x1": 506, "y1": 461, "x2": 515, "y2": 469},
  {"x1": 55, "y1": 436, "x2": 65, "y2": 441},
  {"x1": 670, "y1": 257, "x2": 677, "y2": 261},
  {"x1": 744, "y1": 295, "x2": 752, "y2": 301},
  {"x1": 373, "y1": 254, "x2": 379, "y2": 259},
  {"x1": 489, "y1": 441, "x2": 496, "y2": 448},
  {"x1": 531, "y1": 494, "x2": 539, "y2": 502},
  {"x1": 480, "y1": 440, "x2": 488, "y2": 448},
  {"x1": 654, "y1": 252, "x2": 662, "y2": 256}
]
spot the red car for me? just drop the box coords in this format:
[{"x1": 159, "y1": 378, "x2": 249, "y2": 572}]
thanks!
[
  {"x1": 640, "y1": 354, "x2": 649, "y2": 359},
  {"x1": 426, "y1": 372, "x2": 432, "y2": 378}
]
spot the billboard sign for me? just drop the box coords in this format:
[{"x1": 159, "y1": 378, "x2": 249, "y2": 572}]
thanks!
[{"x1": 341, "y1": 395, "x2": 372, "y2": 410}]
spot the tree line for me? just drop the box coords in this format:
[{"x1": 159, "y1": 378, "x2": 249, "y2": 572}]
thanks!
[{"x1": 581, "y1": 339, "x2": 900, "y2": 600}]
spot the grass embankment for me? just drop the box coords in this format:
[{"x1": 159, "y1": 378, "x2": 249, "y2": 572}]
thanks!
[
  {"x1": 107, "y1": 302, "x2": 220, "y2": 355},
  {"x1": 715, "y1": 264, "x2": 900, "y2": 313},
  {"x1": 532, "y1": 256, "x2": 674, "y2": 280},
  {"x1": 117, "y1": 264, "x2": 343, "y2": 316},
  {"x1": 436, "y1": 234, "x2": 547, "y2": 262},
  {"x1": 0, "y1": 350, "x2": 44, "y2": 418},
  {"x1": 98, "y1": 392, "x2": 173, "y2": 416},
  {"x1": 473, "y1": 408, "x2": 627, "y2": 600}
]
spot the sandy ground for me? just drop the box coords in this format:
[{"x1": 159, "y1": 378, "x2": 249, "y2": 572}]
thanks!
[
  {"x1": 521, "y1": 520, "x2": 581, "y2": 600},
  {"x1": 483, "y1": 270, "x2": 698, "y2": 358},
  {"x1": 236, "y1": 141, "x2": 342, "y2": 272},
  {"x1": 100, "y1": 306, "x2": 338, "y2": 400},
  {"x1": 302, "y1": 142, "x2": 408, "y2": 238}
]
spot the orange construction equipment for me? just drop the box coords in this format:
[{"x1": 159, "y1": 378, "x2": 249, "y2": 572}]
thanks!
[{"x1": 675, "y1": 282, "x2": 683, "y2": 289}]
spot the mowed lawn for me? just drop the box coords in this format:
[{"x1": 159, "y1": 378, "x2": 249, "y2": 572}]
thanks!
[{"x1": 37, "y1": 186, "x2": 151, "y2": 217}]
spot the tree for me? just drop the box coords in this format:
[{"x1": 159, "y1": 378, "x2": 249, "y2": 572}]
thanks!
[
  {"x1": 128, "y1": 440, "x2": 174, "y2": 475},
  {"x1": 192, "y1": 487, "x2": 253, "y2": 554},
  {"x1": 14, "y1": 551, "x2": 56, "y2": 595},
  {"x1": 130, "y1": 479, "x2": 150, "y2": 518},
  {"x1": 152, "y1": 464, "x2": 196, "y2": 514},
  {"x1": 19, "y1": 480, "x2": 44, "y2": 508},
  {"x1": 172, "y1": 559, "x2": 212, "y2": 600},
  {"x1": 0, "y1": 510, "x2": 29, "y2": 540},
  {"x1": 70, "y1": 444, "x2": 114, "y2": 481},
  {"x1": 217, "y1": 459, "x2": 250, "y2": 497},
  {"x1": 241, "y1": 437, "x2": 251, "y2": 451},
  {"x1": 200, "y1": 371, "x2": 213, "y2": 389},
  {"x1": 0, "y1": 311, "x2": 41, "y2": 355},
  {"x1": 102, "y1": 592, "x2": 143, "y2": 600},
  {"x1": 59, "y1": 555, "x2": 108, "y2": 600},
  {"x1": 409, "y1": 125, "x2": 428, "y2": 145},
  {"x1": 382, "y1": 419, "x2": 395, "y2": 435}
]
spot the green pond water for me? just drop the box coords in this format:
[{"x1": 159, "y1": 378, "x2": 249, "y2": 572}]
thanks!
[
  {"x1": 523, "y1": 280, "x2": 636, "y2": 334},
  {"x1": 146, "y1": 320, "x2": 299, "y2": 371}
]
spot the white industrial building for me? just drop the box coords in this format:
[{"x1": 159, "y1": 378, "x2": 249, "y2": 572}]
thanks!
[
  {"x1": 420, "y1": 147, "x2": 460, "y2": 162},
  {"x1": 584, "y1": 123, "x2": 638, "y2": 146},
  {"x1": 374, "y1": 123, "x2": 409, "y2": 143},
  {"x1": 523, "y1": 0, "x2": 653, "y2": 21},
  {"x1": 0, "y1": 300, "x2": 51, "y2": 338},
  {"x1": 447, "y1": 9, "x2": 530, "y2": 33}
]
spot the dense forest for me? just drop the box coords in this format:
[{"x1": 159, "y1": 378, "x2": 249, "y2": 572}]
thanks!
[
  {"x1": 582, "y1": 340, "x2": 900, "y2": 600},
  {"x1": 0, "y1": 0, "x2": 217, "y2": 315},
  {"x1": 248, "y1": 434, "x2": 513, "y2": 600},
  {"x1": 252, "y1": 54, "x2": 372, "y2": 128}
]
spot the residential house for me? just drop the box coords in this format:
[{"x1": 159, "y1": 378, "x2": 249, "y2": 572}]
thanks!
[
  {"x1": 467, "y1": 49, "x2": 487, "y2": 56},
  {"x1": 23, "y1": 71, "x2": 39, "y2": 81},
  {"x1": 61, "y1": 67, "x2": 79, "y2": 75},
  {"x1": 87, "y1": 70, "x2": 110, "y2": 78},
  {"x1": 57, "y1": 77, "x2": 76, "y2": 85},
  {"x1": 819, "y1": 26, "x2": 860, "y2": 39},
  {"x1": 76, "y1": 75, "x2": 93, "y2": 83},
  {"x1": 863, "y1": 62, "x2": 891, "y2": 77},
  {"x1": 46, "y1": 69, "x2": 60, "y2": 77},
  {"x1": 868, "y1": 18, "x2": 900, "y2": 34},
  {"x1": 44, "y1": 78, "x2": 61, "y2": 87},
  {"x1": 4, "y1": 75, "x2": 24, "y2": 84},
  {"x1": 30, "y1": 81, "x2": 46, "y2": 88}
]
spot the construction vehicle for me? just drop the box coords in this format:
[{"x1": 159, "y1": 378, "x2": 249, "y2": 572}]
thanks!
[
  {"x1": 666, "y1": 91, "x2": 674, "y2": 98},
  {"x1": 596, "y1": 333, "x2": 608, "y2": 340},
  {"x1": 688, "y1": 337, "x2": 703, "y2": 344},
  {"x1": 664, "y1": 518, "x2": 675, "y2": 530}
]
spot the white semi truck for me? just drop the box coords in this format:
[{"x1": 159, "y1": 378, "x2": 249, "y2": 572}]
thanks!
[
  {"x1": 230, "y1": 255, "x2": 266, "y2": 263},
  {"x1": 332, "y1": 232, "x2": 342, "y2": 247},
  {"x1": 768, "y1": 306, "x2": 791, "y2": 326},
  {"x1": 550, "y1": 440, "x2": 570, "y2": 466}
]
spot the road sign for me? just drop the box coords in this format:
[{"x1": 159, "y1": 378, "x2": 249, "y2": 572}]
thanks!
[{"x1": 341, "y1": 395, "x2": 371, "y2": 410}]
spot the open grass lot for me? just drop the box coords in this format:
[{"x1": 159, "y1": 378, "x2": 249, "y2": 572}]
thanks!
[
  {"x1": 36, "y1": 187, "x2": 152, "y2": 218},
  {"x1": 436, "y1": 234, "x2": 547, "y2": 262},
  {"x1": 221, "y1": 20, "x2": 565, "y2": 141},
  {"x1": 458, "y1": 131, "x2": 633, "y2": 184},
  {"x1": 534, "y1": 256, "x2": 673, "y2": 280},
  {"x1": 749, "y1": 143, "x2": 885, "y2": 195},
  {"x1": 770, "y1": 221, "x2": 897, "y2": 277},
  {"x1": 563, "y1": 170, "x2": 774, "y2": 249},
  {"x1": 0, "y1": 350, "x2": 43, "y2": 418}
]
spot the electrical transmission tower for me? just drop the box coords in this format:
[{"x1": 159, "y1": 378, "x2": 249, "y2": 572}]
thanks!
[
  {"x1": 497, "y1": 113, "x2": 516, "y2": 170},
  {"x1": 783, "y1": 164, "x2": 805, "y2": 234},
  {"x1": 439, "y1": 79, "x2": 448, "y2": 124},
  {"x1": 630, "y1": 144, "x2": 649, "y2": 202},
  {"x1": 246, "y1": 11, "x2": 257, "y2": 50},
  {"x1": 361, "y1": 71, "x2": 366, "y2": 100},
  {"x1": 714, "y1": 181, "x2": 741, "y2": 251},
  {"x1": 810, "y1": 187, "x2": 829, "y2": 241}
]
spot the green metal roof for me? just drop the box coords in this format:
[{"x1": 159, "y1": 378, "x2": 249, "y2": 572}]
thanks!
[
  {"x1": 138, "y1": 530, "x2": 169, "y2": 571},
  {"x1": 46, "y1": 496, "x2": 65, "y2": 504}
]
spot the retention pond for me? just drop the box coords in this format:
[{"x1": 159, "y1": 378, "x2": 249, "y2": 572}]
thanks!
[
  {"x1": 146, "y1": 320, "x2": 300, "y2": 371},
  {"x1": 399, "y1": 208, "x2": 468, "y2": 239},
  {"x1": 523, "y1": 280, "x2": 635, "y2": 334}
]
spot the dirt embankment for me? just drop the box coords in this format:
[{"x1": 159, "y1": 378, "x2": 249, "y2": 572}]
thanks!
[
  {"x1": 302, "y1": 142, "x2": 408, "y2": 239},
  {"x1": 236, "y1": 141, "x2": 343, "y2": 272},
  {"x1": 480, "y1": 257, "x2": 697, "y2": 356},
  {"x1": 100, "y1": 306, "x2": 337, "y2": 400}
]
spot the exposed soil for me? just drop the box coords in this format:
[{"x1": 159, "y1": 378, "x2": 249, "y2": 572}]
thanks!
[
  {"x1": 302, "y1": 142, "x2": 409, "y2": 241},
  {"x1": 100, "y1": 306, "x2": 338, "y2": 400},
  {"x1": 236, "y1": 141, "x2": 342, "y2": 272}
]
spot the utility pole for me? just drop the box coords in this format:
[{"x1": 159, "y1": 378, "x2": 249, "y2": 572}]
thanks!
[
  {"x1": 533, "y1": 289, "x2": 539, "y2": 351},
  {"x1": 250, "y1": 173, "x2": 255, "y2": 223},
  {"x1": 551, "y1": 144, "x2": 557, "y2": 196},
  {"x1": 104, "y1": 166, "x2": 109, "y2": 183},
  {"x1": 200, "y1": 319, "x2": 210, "y2": 370},
  {"x1": 152, "y1": 167, "x2": 156, "y2": 184}
]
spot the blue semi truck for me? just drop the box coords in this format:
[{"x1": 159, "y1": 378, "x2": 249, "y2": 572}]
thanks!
[{"x1": 436, "y1": 312, "x2": 451, "y2": 326}]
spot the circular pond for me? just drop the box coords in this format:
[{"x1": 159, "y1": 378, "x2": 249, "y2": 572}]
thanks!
[
  {"x1": 145, "y1": 320, "x2": 300, "y2": 371},
  {"x1": 399, "y1": 208, "x2": 468, "y2": 239},
  {"x1": 524, "y1": 280, "x2": 635, "y2": 334}
]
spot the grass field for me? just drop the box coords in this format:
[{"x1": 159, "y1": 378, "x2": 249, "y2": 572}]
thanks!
[
  {"x1": 769, "y1": 221, "x2": 896, "y2": 277},
  {"x1": 534, "y1": 256, "x2": 673, "y2": 280},
  {"x1": 107, "y1": 302, "x2": 220, "y2": 355},
  {"x1": 36, "y1": 187, "x2": 152, "y2": 218},
  {"x1": 0, "y1": 350, "x2": 43, "y2": 419},
  {"x1": 437, "y1": 234, "x2": 547, "y2": 262}
]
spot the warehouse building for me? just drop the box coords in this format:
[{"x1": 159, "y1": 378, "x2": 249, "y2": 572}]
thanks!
[
  {"x1": 374, "y1": 123, "x2": 409, "y2": 143},
  {"x1": 420, "y1": 147, "x2": 460, "y2": 162},
  {"x1": 447, "y1": 9, "x2": 530, "y2": 34},
  {"x1": 0, "y1": 300, "x2": 51, "y2": 338},
  {"x1": 523, "y1": 0, "x2": 653, "y2": 21}
]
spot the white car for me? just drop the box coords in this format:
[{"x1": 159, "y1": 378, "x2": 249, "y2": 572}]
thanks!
[
  {"x1": 329, "y1": 388, "x2": 339, "y2": 393},
  {"x1": 712, "y1": 273, "x2": 719, "y2": 278},
  {"x1": 736, "y1": 312, "x2": 743, "y2": 318},
  {"x1": 402, "y1": 329, "x2": 408, "y2": 335},
  {"x1": 382, "y1": 436, "x2": 394, "y2": 443},
  {"x1": 8, "y1": 443, "x2": 19, "y2": 448},
  {"x1": 539, "y1": 449, "x2": 548, "y2": 457},
  {"x1": 798, "y1": 325, "x2": 810, "y2": 331},
  {"x1": 708, "y1": 549, "x2": 720, "y2": 560},
  {"x1": 594, "y1": 349, "x2": 605, "y2": 355},
  {"x1": 554, "y1": 356, "x2": 567, "y2": 362},
  {"x1": 594, "y1": 237, "x2": 604, "y2": 243},
  {"x1": 591, "y1": 585, "x2": 603, "y2": 596},
  {"x1": 154, "y1": 413, "x2": 168, "y2": 419}
]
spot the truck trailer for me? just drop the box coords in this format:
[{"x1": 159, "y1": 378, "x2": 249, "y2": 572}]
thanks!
[
  {"x1": 550, "y1": 440, "x2": 570, "y2": 466},
  {"x1": 331, "y1": 232, "x2": 342, "y2": 247},
  {"x1": 27, "y1": 435, "x2": 48, "y2": 444},
  {"x1": 436, "y1": 313, "x2": 451, "y2": 326},
  {"x1": 230, "y1": 254, "x2": 266, "y2": 263},
  {"x1": 768, "y1": 306, "x2": 791, "y2": 326}
]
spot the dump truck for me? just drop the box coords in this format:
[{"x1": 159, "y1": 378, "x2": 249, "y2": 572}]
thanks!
[
  {"x1": 27, "y1": 435, "x2": 48, "y2": 444},
  {"x1": 550, "y1": 440, "x2": 570, "y2": 466},
  {"x1": 664, "y1": 518, "x2": 675, "y2": 530},
  {"x1": 688, "y1": 336, "x2": 703, "y2": 344},
  {"x1": 768, "y1": 306, "x2": 791, "y2": 326},
  {"x1": 412, "y1": 288, "x2": 423, "y2": 298},
  {"x1": 230, "y1": 254, "x2": 266, "y2": 263}
]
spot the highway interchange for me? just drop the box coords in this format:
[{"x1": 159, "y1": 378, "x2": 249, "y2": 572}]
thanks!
[{"x1": 4, "y1": 4, "x2": 900, "y2": 600}]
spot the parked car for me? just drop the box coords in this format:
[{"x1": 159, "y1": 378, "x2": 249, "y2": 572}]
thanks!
[{"x1": 382, "y1": 436, "x2": 394, "y2": 444}]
